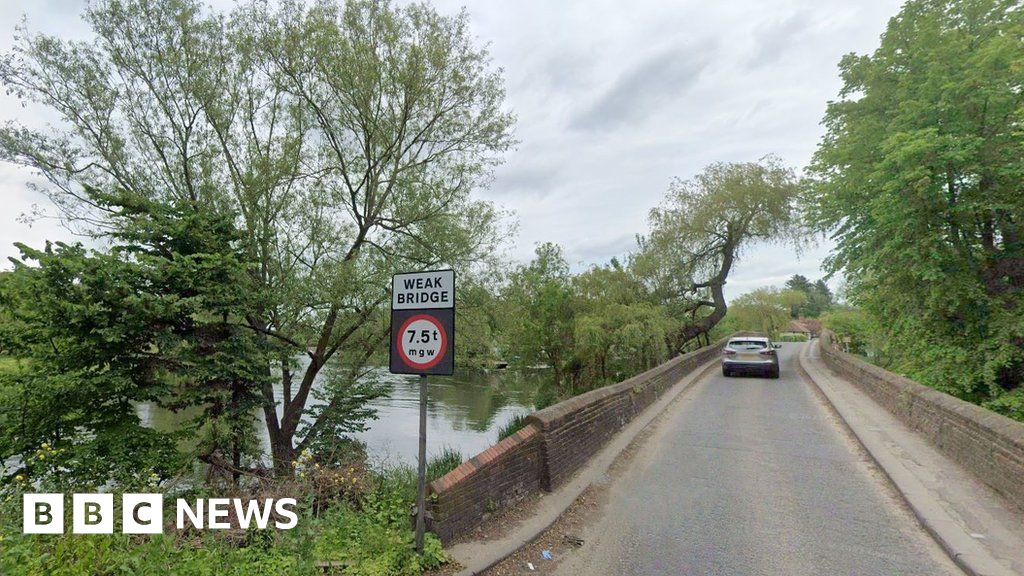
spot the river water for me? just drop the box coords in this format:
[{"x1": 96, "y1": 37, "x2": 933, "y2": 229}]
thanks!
[{"x1": 139, "y1": 366, "x2": 546, "y2": 467}]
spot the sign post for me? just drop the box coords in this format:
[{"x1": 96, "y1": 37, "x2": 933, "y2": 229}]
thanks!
[{"x1": 389, "y1": 270, "x2": 455, "y2": 552}]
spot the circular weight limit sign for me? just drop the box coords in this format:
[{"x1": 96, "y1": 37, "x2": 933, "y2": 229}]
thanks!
[{"x1": 397, "y1": 314, "x2": 448, "y2": 370}]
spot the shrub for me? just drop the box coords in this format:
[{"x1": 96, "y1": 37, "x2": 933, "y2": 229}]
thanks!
[
  {"x1": 983, "y1": 389, "x2": 1024, "y2": 423},
  {"x1": 496, "y1": 412, "x2": 529, "y2": 442},
  {"x1": 427, "y1": 447, "x2": 463, "y2": 482},
  {"x1": 0, "y1": 458, "x2": 450, "y2": 576},
  {"x1": 533, "y1": 384, "x2": 559, "y2": 410}
]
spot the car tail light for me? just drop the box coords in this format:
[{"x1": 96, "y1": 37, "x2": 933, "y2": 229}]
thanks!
[
  {"x1": 723, "y1": 349, "x2": 736, "y2": 355},
  {"x1": 759, "y1": 349, "x2": 776, "y2": 356}
]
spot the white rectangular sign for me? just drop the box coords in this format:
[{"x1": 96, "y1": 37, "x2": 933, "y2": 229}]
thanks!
[{"x1": 392, "y1": 270, "x2": 455, "y2": 310}]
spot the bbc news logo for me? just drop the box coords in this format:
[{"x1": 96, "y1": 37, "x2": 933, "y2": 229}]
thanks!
[{"x1": 23, "y1": 494, "x2": 298, "y2": 534}]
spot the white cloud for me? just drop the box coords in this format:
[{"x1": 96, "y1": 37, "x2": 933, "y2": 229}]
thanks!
[{"x1": 0, "y1": 0, "x2": 901, "y2": 300}]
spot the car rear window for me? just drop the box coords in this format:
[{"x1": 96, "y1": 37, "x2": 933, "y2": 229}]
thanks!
[{"x1": 729, "y1": 340, "x2": 768, "y2": 350}]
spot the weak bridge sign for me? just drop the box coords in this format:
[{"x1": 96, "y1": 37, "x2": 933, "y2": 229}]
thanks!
[{"x1": 389, "y1": 270, "x2": 455, "y2": 376}]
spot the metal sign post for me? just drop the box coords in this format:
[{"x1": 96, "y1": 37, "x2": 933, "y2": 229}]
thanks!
[
  {"x1": 415, "y1": 374, "x2": 428, "y2": 552},
  {"x1": 389, "y1": 270, "x2": 455, "y2": 553}
]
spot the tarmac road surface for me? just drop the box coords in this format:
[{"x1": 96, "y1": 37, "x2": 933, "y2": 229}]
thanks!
[{"x1": 553, "y1": 343, "x2": 961, "y2": 576}]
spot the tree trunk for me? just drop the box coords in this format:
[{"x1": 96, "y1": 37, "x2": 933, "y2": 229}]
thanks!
[{"x1": 676, "y1": 241, "x2": 736, "y2": 351}]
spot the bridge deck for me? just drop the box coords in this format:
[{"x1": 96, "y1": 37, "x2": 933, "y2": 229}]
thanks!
[{"x1": 553, "y1": 343, "x2": 961, "y2": 576}]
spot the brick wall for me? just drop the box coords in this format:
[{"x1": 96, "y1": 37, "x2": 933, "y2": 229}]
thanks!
[
  {"x1": 819, "y1": 330, "x2": 1024, "y2": 511},
  {"x1": 427, "y1": 335, "x2": 733, "y2": 543},
  {"x1": 427, "y1": 423, "x2": 544, "y2": 543}
]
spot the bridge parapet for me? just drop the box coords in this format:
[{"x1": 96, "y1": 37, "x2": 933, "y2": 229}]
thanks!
[
  {"x1": 427, "y1": 334, "x2": 742, "y2": 543},
  {"x1": 819, "y1": 330, "x2": 1024, "y2": 511}
]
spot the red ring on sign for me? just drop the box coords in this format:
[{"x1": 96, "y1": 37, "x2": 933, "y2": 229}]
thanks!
[{"x1": 396, "y1": 314, "x2": 447, "y2": 370}]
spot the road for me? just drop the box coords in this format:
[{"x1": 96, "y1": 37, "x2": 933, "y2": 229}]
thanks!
[{"x1": 553, "y1": 343, "x2": 961, "y2": 576}]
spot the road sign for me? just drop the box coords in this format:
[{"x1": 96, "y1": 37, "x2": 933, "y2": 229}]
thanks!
[
  {"x1": 388, "y1": 270, "x2": 456, "y2": 553},
  {"x1": 389, "y1": 270, "x2": 454, "y2": 376},
  {"x1": 391, "y1": 269, "x2": 455, "y2": 310}
]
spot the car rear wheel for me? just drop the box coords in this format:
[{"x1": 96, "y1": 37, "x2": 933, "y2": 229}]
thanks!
[
  {"x1": 722, "y1": 366, "x2": 732, "y2": 377},
  {"x1": 768, "y1": 367, "x2": 780, "y2": 379}
]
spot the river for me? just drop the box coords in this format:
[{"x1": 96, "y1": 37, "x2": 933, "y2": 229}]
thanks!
[{"x1": 138, "y1": 366, "x2": 546, "y2": 468}]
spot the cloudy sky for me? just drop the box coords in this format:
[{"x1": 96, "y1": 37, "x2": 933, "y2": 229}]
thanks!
[{"x1": 0, "y1": 0, "x2": 904, "y2": 300}]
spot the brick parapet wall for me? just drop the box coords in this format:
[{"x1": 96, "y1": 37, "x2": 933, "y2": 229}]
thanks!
[
  {"x1": 427, "y1": 423, "x2": 544, "y2": 542},
  {"x1": 427, "y1": 334, "x2": 741, "y2": 543},
  {"x1": 819, "y1": 330, "x2": 1024, "y2": 511}
]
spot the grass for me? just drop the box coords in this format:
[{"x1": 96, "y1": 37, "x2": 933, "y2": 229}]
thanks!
[
  {"x1": 426, "y1": 446, "x2": 463, "y2": 481},
  {"x1": 496, "y1": 412, "x2": 529, "y2": 442},
  {"x1": 376, "y1": 446, "x2": 465, "y2": 502}
]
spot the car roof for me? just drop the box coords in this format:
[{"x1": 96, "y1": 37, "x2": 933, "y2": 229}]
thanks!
[{"x1": 728, "y1": 336, "x2": 769, "y2": 342}]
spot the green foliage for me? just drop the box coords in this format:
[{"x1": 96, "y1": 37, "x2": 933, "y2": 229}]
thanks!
[
  {"x1": 572, "y1": 263, "x2": 673, "y2": 385},
  {"x1": 500, "y1": 243, "x2": 576, "y2": 389},
  {"x1": 724, "y1": 287, "x2": 806, "y2": 339},
  {"x1": 0, "y1": 531, "x2": 309, "y2": 576},
  {"x1": 0, "y1": 0, "x2": 514, "y2": 474},
  {"x1": 499, "y1": 245, "x2": 678, "y2": 400},
  {"x1": 983, "y1": 389, "x2": 1024, "y2": 422},
  {"x1": 532, "y1": 384, "x2": 559, "y2": 411},
  {"x1": 783, "y1": 275, "x2": 833, "y2": 318},
  {"x1": 0, "y1": 357, "x2": 25, "y2": 375},
  {"x1": 776, "y1": 333, "x2": 809, "y2": 343},
  {"x1": 0, "y1": 190, "x2": 268, "y2": 488},
  {"x1": 426, "y1": 446, "x2": 463, "y2": 482},
  {"x1": 496, "y1": 412, "x2": 529, "y2": 441},
  {"x1": 635, "y1": 157, "x2": 801, "y2": 349},
  {"x1": 371, "y1": 447, "x2": 465, "y2": 505},
  {"x1": 821, "y1": 307, "x2": 887, "y2": 360},
  {"x1": 807, "y1": 0, "x2": 1024, "y2": 407},
  {"x1": 454, "y1": 277, "x2": 509, "y2": 368},
  {"x1": 0, "y1": 463, "x2": 449, "y2": 575},
  {"x1": 312, "y1": 489, "x2": 444, "y2": 575}
]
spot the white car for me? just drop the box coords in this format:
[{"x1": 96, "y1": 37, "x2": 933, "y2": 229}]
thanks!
[{"x1": 722, "y1": 336, "x2": 781, "y2": 379}]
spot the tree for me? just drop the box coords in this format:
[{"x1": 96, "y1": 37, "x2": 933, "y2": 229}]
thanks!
[
  {"x1": 635, "y1": 157, "x2": 800, "y2": 351},
  {"x1": 500, "y1": 243, "x2": 576, "y2": 391},
  {"x1": 784, "y1": 274, "x2": 833, "y2": 317},
  {"x1": 572, "y1": 261, "x2": 672, "y2": 385},
  {"x1": 726, "y1": 287, "x2": 806, "y2": 338},
  {"x1": 806, "y1": 0, "x2": 1024, "y2": 403},
  {"x1": 0, "y1": 0, "x2": 515, "y2": 474},
  {"x1": 0, "y1": 189, "x2": 267, "y2": 487},
  {"x1": 784, "y1": 274, "x2": 812, "y2": 295}
]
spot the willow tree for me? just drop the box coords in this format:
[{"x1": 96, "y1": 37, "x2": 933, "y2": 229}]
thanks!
[
  {"x1": 0, "y1": 0, "x2": 514, "y2": 474},
  {"x1": 726, "y1": 287, "x2": 807, "y2": 338},
  {"x1": 635, "y1": 158, "x2": 799, "y2": 352},
  {"x1": 807, "y1": 0, "x2": 1024, "y2": 408}
]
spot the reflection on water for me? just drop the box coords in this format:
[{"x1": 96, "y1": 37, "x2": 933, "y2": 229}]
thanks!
[
  {"x1": 355, "y1": 368, "x2": 543, "y2": 464},
  {"x1": 139, "y1": 365, "x2": 546, "y2": 466}
]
